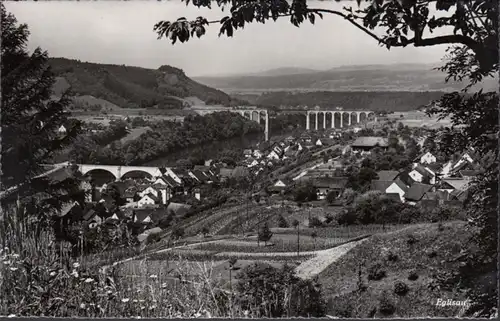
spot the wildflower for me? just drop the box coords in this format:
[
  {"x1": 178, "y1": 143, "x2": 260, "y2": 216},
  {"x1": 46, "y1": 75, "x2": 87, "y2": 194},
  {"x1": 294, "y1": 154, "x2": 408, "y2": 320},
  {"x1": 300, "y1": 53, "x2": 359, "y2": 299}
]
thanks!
[
  {"x1": 71, "y1": 270, "x2": 79, "y2": 278},
  {"x1": 85, "y1": 278, "x2": 94, "y2": 283},
  {"x1": 133, "y1": 299, "x2": 138, "y2": 303},
  {"x1": 121, "y1": 298, "x2": 130, "y2": 303},
  {"x1": 9, "y1": 267, "x2": 18, "y2": 271},
  {"x1": 11, "y1": 254, "x2": 19, "y2": 259},
  {"x1": 107, "y1": 290, "x2": 113, "y2": 295},
  {"x1": 49, "y1": 271, "x2": 57, "y2": 277},
  {"x1": 80, "y1": 303, "x2": 86, "y2": 309},
  {"x1": 3, "y1": 260, "x2": 11, "y2": 265},
  {"x1": 73, "y1": 262, "x2": 80, "y2": 268},
  {"x1": 7, "y1": 314, "x2": 15, "y2": 318},
  {"x1": 149, "y1": 274, "x2": 158, "y2": 279}
]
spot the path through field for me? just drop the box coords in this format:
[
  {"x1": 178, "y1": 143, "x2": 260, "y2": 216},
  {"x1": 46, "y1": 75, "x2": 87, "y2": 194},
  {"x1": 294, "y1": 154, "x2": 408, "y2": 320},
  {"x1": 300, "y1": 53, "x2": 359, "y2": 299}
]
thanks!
[{"x1": 294, "y1": 237, "x2": 369, "y2": 280}]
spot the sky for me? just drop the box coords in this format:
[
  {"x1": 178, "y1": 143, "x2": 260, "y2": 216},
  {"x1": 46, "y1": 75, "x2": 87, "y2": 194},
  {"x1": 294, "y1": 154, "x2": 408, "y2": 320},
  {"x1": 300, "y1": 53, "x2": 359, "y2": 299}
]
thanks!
[{"x1": 6, "y1": 0, "x2": 450, "y2": 77}]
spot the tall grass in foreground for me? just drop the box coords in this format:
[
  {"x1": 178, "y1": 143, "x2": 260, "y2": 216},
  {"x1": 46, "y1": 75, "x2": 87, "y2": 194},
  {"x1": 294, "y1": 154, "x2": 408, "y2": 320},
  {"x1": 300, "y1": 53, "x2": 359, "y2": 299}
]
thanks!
[{"x1": 0, "y1": 206, "x2": 321, "y2": 317}]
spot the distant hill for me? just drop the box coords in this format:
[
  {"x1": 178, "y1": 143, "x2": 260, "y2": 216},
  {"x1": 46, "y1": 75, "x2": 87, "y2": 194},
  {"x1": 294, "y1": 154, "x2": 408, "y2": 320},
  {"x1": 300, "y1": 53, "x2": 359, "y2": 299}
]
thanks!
[
  {"x1": 236, "y1": 91, "x2": 447, "y2": 112},
  {"x1": 194, "y1": 63, "x2": 498, "y2": 92},
  {"x1": 48, "y1": 58, "x2": 248, "y2": 110}
]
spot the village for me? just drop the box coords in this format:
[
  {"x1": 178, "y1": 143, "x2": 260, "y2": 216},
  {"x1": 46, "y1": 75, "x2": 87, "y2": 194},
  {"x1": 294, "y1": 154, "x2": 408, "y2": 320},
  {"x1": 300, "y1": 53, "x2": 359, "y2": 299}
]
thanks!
[{"x1": 48, "y1": 114, "x2": 479, "y2": 247}]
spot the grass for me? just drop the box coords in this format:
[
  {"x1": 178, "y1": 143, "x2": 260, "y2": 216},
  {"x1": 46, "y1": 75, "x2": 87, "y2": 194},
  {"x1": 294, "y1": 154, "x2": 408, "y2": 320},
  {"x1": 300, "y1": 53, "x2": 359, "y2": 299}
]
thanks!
[{"x1": 319, "y1": 221, "x2": 473, "y2": 318}]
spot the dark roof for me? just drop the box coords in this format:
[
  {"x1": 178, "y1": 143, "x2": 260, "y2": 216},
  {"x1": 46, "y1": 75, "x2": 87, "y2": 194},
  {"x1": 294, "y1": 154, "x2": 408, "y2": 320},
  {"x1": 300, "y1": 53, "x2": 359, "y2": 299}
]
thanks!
[
  {"x1": 370, "y1": 180, "x2": 393, "y2": 192},
  {"x1": 441, "y1": 179, "x2": 470, "y2": 191},
  {"x1": 396, "y1": 171, "x2": 415, "y2": 187},
  {"x1": 166, "y1": 202, "x2": 191, "y2": 216},
  {"x1": 413, "y1": 164, "x2": 434, "y2": 178},
  {"x1": 123, "y1": 188, "x2": 137, "y2": 198},
  {"x1": 405, "y1": 183, "x2": 434, "y2": 201},
  {"x1": 459, "y1": 170, "x2": 481, "y2": 177},
  {"x1": 393, "y1": 179, "x2": 409, "y2": 193},
  {"x1": 163, "y1": 175, "x2": 181, "y2": 188},
  {"x1": 351, "y1": 137, "x2": 389, "y2": 148},
  {"x1": 425, "y1": 163, "x2": 443, "y2": 173},
  {"x1": 194, "y1": 165, "x2": 210, "y2": 172},
  {"x1": 376, "y1": 170, "x2": 399, "y2": 181},
  {"x1": 44, "y1": 165, "x2": 77, "y2": 183},
  {"x1": 190, "y1": 170, "x2": 209, "y2": 183},
  {"x1": 143, "y1": 193, "x2": 159, "y2": 203}
]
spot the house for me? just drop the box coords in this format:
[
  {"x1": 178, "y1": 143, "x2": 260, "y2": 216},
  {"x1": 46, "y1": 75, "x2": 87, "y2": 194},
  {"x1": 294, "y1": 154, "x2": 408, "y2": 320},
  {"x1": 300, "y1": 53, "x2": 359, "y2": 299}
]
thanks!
[
  {"x1": 415, "y1": 151, "x2": 437, "y2": 164},
  {"x1": 409, "y1": 164, "x2": 435, "y2": 184},
  {"x1": 138, "y1": 193, "x2": 160, "y2": 207},
  {"x1": 189, "y1": 170, "x2": 209, "y2": 184},
  {"x1": 284, "y1": 136, "x2": 295, "y2": 143},
  {"x1": 243, "y1": 149, "x2": 253, "y2": 158},
  {"x1": 267, "y1": 150, "x2": 282, "y2": 160},
  {"x1": 301, "y1": 134, "x2": 312, "y2": 143},
  {"x1": 58, "y1": 125, "x2": 67, "y2": 133},
  {"x1": 315, "y1": 138, "x2": 323, "y2": 146},
  {"x1": 252, "y1": 150, "x2": 263, "y2": 159},
  {"x1": 459, "y1": 170, "x2": 481, "y2": 180},
  {"x1": 351, "y1": 137, "x2": 389, "y2": 153},
  {"x1": 376, "y1": 170, "x2": 400, "y2": 182},
  {"x1": 436, "y1": 178, "x2": 470, "y2": 193},
  {"x1": 313, "y1": 177, "x2": 348, "y2": 200},
  {"x1": 404, "y1": 183, "x2": 434, "y2": 205},
  {"x1": 370, "y1": 179, "x2": 408, "y2": 202},
  {"x1": 139, "y1": 185, "x2": 159, "y2": 198},
  {"x1": 268, "y1": 178, "x2": 294, "y2": 194},
  {"x1": 246, "y1": 158, "x2": 259, "y2": 168}
]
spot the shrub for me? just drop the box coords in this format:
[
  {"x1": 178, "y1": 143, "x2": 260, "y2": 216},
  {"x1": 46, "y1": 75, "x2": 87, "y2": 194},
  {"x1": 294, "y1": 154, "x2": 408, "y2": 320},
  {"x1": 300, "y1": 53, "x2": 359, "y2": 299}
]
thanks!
[
  {"x1": 146, "y1": 232, "x2": 162, "y2": 244},
  {"x1": 324, "y1": 214, "x2": 334, "y2": 224},
  {"x1": 378, "y1": 292, "x2": 396, "y2": 315},
  {"x1": 386, "y1": 251, "x2": 398, "y2": 262},
  {"x1": 277, "y1": 215, "x2": 289, "y2": 228},
  {"x1": 308, "y1": 216, "x2": 324, "y2": 228},
  {"x1": 367, "y1": 263, "x2": 387, "y2": 281},
  {"x1": 394, "y1": 281, "x2": 409, "y2": 296},
  {"x1": 406, "y1": 234, "x2": 417, "y2": 246},
  {"x1": 437, "y1": 223, "x2": 445, "y2": 231},
  {"x1": 427, "y1": 250, "x2": 437, "y2": 258},
  {"x1": 408, "y1": 270, "x2": 419, "y2": 281}
]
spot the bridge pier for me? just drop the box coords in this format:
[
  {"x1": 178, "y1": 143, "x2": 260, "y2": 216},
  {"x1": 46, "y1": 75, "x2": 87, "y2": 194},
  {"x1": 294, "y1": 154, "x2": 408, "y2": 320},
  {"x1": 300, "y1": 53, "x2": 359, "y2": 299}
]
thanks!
[{"x1": 305, "y1": 110, "x2": 374, "y2": 131}]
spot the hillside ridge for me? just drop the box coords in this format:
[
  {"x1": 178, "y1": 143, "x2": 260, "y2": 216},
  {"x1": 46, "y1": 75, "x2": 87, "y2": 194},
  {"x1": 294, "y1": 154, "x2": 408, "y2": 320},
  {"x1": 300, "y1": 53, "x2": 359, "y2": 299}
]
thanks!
[{"x1": 48, "y1": 57, "x2": 247, "y2": 110}]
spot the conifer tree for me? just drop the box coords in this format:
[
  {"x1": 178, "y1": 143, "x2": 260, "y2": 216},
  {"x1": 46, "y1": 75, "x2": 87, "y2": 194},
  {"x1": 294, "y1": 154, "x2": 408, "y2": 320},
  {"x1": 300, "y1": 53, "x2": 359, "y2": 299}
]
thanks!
[{"x1": 1, "y1": 4, "x2": 83, "y2": 246}]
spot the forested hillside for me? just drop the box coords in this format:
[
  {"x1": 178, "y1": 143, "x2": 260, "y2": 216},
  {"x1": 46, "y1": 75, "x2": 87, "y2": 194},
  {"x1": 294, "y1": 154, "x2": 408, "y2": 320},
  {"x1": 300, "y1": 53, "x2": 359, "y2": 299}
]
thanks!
[
  {"x1": 67, "y1": 112, "x2": 262, "y2": 165},
  {"x1": 48, "y1": 58, "x2": 248, "y2": 109},
  {"x1": 237, "y1": 91, "x2": 447, "y2": 111}
]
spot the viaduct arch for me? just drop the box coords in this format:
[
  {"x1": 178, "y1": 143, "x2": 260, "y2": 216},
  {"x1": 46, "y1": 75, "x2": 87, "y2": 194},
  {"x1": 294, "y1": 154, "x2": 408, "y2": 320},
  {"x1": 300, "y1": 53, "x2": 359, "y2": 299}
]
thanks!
[
  {"x1": 77, "y1": 164, "x2": 182, "y2": 183},
  {"x1": 306, "y1": 110, "x2": 375, "y2": 130}
]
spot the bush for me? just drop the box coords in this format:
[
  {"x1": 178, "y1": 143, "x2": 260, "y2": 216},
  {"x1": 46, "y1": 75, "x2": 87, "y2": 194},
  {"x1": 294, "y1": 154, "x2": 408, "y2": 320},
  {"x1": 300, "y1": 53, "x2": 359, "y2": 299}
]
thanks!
[
  {"x1": 324, "y1": 214, "x2": 334, "y2": 224},
  {"x1": 408, "y1": 270, "x2": 419, "y2": 281},
  {"x1": 277, "y1": 214, "x2": 289, "y2": 228},
  {"x1": 406, "y1": 234, "x2": 417, "y2": 246},
  {"x1": 427, "y1": 250, "x2": 437, "y2": 258},
  {"x1": 146, "y1": 232, "x2": 162, "y2": 244},
  {"x1": 308, "y1": 216, "x2": 324, "y2": 228},
  {"x1": 437, "y1": 223, "x2": 445, "y2": 231},
  {"x1": 367, "y1": 263, "x2": 387, "y2": 281},
  {"x1": 393, "y1": 281, "x2": 409, "y2": 296},
  {"x1": 378, "y1": 292, "x2": 396, "y2": 315},
  {"x1": 386, "y1": 251, "x2": 398, "y2": 262}
]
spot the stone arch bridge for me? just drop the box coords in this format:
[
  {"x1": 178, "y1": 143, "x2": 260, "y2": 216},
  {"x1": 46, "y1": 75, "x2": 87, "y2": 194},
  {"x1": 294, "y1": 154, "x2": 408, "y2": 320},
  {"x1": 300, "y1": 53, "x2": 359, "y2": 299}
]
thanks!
[{"x1": 76, "y1": 164, "x2": 182, "y2": 183}]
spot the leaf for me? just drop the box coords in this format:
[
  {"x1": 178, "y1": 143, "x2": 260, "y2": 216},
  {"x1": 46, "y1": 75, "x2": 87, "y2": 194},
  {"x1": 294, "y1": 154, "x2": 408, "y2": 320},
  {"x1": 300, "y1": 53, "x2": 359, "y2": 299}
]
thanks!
[{"x1": 308, "y1": 13, "x2": 315, "y2": 24}]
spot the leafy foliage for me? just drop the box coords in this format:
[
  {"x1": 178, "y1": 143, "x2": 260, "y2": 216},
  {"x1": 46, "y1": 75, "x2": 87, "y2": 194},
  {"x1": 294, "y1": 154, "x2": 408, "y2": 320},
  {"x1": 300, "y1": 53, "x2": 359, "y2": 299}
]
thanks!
[
  {"x1": 69, "y1": 112, "x2": 262, "y2": 165},
  {"x1": 235, "y1": 262, "x2": 326, "y2": 317},
  {"x1": 257, "y1": 222, "x2": 273, "y2": 245}
]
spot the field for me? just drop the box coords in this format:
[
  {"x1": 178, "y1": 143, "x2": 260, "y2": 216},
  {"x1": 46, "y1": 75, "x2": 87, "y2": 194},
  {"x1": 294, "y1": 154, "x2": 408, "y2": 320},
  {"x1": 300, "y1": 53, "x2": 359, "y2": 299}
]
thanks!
[{"x1": 386, "y1": 111, "x2": 453, "y2": 129}]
